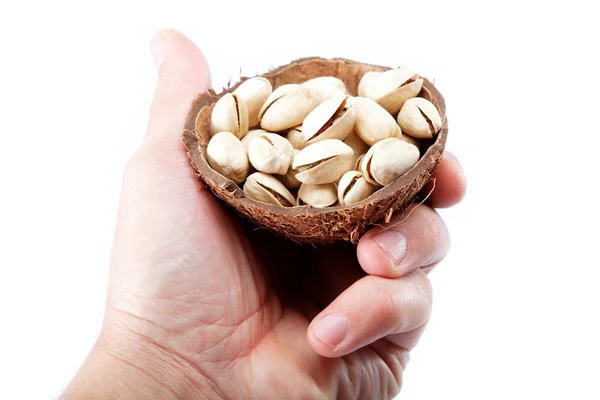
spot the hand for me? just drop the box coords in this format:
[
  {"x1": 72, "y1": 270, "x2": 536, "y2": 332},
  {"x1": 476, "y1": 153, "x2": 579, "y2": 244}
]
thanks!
[{"x1": 62, "y1": 30, "x2": 466, "y2": 400}]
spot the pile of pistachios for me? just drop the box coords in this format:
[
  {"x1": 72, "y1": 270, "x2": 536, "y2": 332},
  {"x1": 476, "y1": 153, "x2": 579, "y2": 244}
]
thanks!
[{"x1": 206, "y1": 68, "x2": 442, "y2": 208}]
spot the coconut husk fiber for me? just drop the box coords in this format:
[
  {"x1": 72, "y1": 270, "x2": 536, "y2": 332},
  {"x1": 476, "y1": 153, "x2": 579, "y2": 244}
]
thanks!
[{"x1": 182, "y1": 57, "x2": 447, "y2": 245}]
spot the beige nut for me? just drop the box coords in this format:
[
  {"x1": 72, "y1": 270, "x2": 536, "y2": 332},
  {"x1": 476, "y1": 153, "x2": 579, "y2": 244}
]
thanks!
[
  {"x1": 206, "y1": 131, "x2": 249, "y2": 184},
  {"x1": 293, "y1": 139, "x2": 354, "y2": 184},
  {"x1": 301, "y1": 76, "x2": 348, "y2": 103},
  {"x1": 278, "y1": 150, "x2": 302, "y2": 189},
  {"x1": 210, "y1": 93, "x2": 249, "y2": 139},
  {"x1": 298, "y1": 183, "x2": 338, "y2": 208},
  {"x1": 344, "y1": 130, "x2": 370, "y2": 170},
  {"x1": 357, "y1": 71, "x2": 381, "y2": 97},
  {"x1": 241, "y1": 129, "x2": 268, "y2": 153},
  {"x1": 354, "y1": 153, "x2": 365, "y2": 171},
  {"x1": 286, "y1": 126, "x2": 305, "y2": 149},
  {"x1": 244, "y1": 172, "x2": 296, "y2": 207},
  {"x1": 337, "y1": 170, "x2": 375, "y2": 206},
  {"x1": 300, "y1": 94, "x2": 356, "y2": 147},
  {"x1": 397, "y1": 97, "x2": 443, "y2": 139},
  {"x1": 398, "y1": 133, "x2": 421, "y2": 148},
  {"x1": 353, "y1": 97, "x2": 402, "y2": 146},
  {"x1": 259, "y1": 85, "x2": 319, "y2": 132},
  {"x1": 360, "y1": 138, "x2": 420, "y2": 186},
  {"x1": 360, "y1": 68, "x2": 423, "y2": 114},
  {"x1": 234, "y1": 77, "x2": 273, "y2": 128},
  {"x1": 248, "y1": 133, "x2": 294, "y2": 175}
]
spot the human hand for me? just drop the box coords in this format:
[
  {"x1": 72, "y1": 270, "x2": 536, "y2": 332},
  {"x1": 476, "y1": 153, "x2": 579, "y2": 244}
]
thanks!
[{"x1": 62, "y1": 30, "x2": 466, "y2": 400}]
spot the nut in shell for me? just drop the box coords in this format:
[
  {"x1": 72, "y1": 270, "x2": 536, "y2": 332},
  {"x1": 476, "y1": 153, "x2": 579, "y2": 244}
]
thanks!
[
  {"x1": 353, "y1": 97, "x2": 402, "y2": 146},
  {"x1": 241, "y1": 129, "x2": 267, "y2": 153},
  {"x1": 300, "y1": 94, "x2": 356, "y2": 147},
  {"x1": 357, "y1": 71, "x2": 380, "y2": 97},
  {"x1": 234, "y1": 77, "x2": 273, "y2": 128},
  {"x1": 344, "y1": 130, "x2": 370, "y2": 169},
  {"x1": 359, "y1": 68, "x2": 423, "y2": 114},
  {"x1": 248, "y1": 133, "x2": 294, "y2": 175},
  {"x1": 286, "y1": 125, "x2": 305, "y2": 149},
  {"x1": 278, "y1": 149, "x2": 302, "y2": 189},
  {"x1": 301, "y1": 76, "x2": 348, "y2": 103},
  {"x1": 206, "y1": 131, "x2": 249, "y2": 184},
  {"x1": 397, "y1": 97, "x2": 443, "y2": 139},
  {"x1": 244, "y1": 172, "x2": 296, "y2": 207},
  {"x1": 360, "y1": 138, "x2": 420, "y2": 186},
  {"x1": 337, "y1": 170, "x2": 375, "y2": 206},
  {"x1": 259, "y1": 85, "x2": 319, "y2": 132},
  {"x1": 293, "y1": 139, "x2": 354, "y2": 184},
  {"x1": 298, "y1": 183, "x2": 338, "y2": 208},
  {"x1": 210, "y1": 93, "x2": 249, "y2": 139}
]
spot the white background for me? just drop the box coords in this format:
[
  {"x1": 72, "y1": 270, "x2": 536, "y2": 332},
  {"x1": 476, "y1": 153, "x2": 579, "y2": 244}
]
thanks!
[{"x1": 1, "y1": 1, "x2": 599, "y2": 399}]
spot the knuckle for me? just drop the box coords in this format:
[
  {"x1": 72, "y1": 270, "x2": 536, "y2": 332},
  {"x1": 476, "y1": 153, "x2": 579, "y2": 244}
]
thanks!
[{"x1": 406, "y1": 270, "x2": 433, "y2": 313}]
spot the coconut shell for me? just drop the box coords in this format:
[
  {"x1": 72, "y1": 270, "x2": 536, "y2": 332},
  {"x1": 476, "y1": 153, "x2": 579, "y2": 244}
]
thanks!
[{"x1": 182, "y1": 57, "x2": 447, "y2": 245}]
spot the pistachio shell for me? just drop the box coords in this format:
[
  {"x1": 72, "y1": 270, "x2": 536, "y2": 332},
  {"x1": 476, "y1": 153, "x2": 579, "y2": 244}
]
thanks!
[
  {"x1": 300, "y1": 95, "x2": 356, "y2": 147},
  {"x1": 343, "y1": 130, "x2": 370, "y2": 170},
  {"x1": 360, "y1": 138, "x2": 420, "y2": 186},
  {"x1": 286, "y1": 126, "x2": 305, "y2": 149},
  {"x1": 298, "y1": 183, "x2": 338, "y2": 208},
  {"x1": 277, "y1": 149, "x2": 302, "y2": 189},
  {"x1": 301, "y1": 76, "x2": 348, "y2": 103},
  {"x1": 259, "y1": 86, "x2": 319, "y2": 132},
  {"x1": 293, "y1": 139, "x2": 354, "y2": 184},
  {"x1": 353, "y1": 97, "x2": 402, "y2": 146},
  {"x1": 241, "y1": 129, "x2": 268, "y2": 153},
  {"x1": 234, "y1": 77, "x2": 273, "y2": 127},
  {"x1": 243, "y1": 172, "x2": 295, "y2": 207},
  {"x1": 398, "y1": 133, "x2": 421, "y2": 148},
  {"x1": 210, "y1": 93, "x2": 249, "y2": 139},
  {"x1": 354, "y1": 153, "x2": 365, "y2": 171},
  {"x1": 206, "y1": 132, "x2": 249, "y2": 184},
  {"x1": 357, "y1": 71, "x2": 381, "y2": 97},
  {"x1": 248, "y1": 133, "x2": 294, "y2": 175},
  {"x1": 361, "y1": 68, "x2": 423, "y2": 115},
  {"x1": 337, "y1": 170, "x2": 375, "y2": 206},
  {"x1": 258, "y1": 84, "x2": 301, "y2": 120},
  {"x1": 397, "y1": 97, "x2": 443, "y2": 139}
]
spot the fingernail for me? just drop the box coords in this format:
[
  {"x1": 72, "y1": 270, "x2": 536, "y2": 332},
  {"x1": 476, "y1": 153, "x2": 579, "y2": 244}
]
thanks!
[
  {"x1": 150, "y1": 35, "x2": 165, "y2": 70},
  {"x1": 314, "y1": 313, "x2": 348, "y2": 347},
  {"x1": 373, "y1": 229, "x2": 407, "y2": 270}
]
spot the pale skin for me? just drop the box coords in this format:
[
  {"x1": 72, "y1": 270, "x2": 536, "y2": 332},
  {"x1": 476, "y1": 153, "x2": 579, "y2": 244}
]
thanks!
[{"x1": 61, "y1": 30, "x2": 467, "y2": 399}]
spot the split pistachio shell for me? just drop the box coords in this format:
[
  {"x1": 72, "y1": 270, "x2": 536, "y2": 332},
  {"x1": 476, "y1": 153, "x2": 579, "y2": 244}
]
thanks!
[
  {"x1": 241, "y1": 129, "x2": 267, "y2": 153},
  {"x1": 354, "y1": 153, "x2": 365, "y2": 171},
  {"x1": 298, "y1": 183, "x2": 338, "y2": 208},
  {"x1": 301, "y1": 76, "x2": 348, "y2": 103},
  {"x1": 360, "y1": 138, "x2": 420, "y2": 186},
  {"x1": 210, "y1": 93, "x2": 249, "y2": 139},
  {"x1": 300, "y1": 95, "x2": 356, "y2": 147},
  {"x1": 293, "y1": 139, "x2": 354, "y2": 184},
  {"x1": 258, "y1": 84, "x2": 300, "y2": 121},
  {"x1": 286, "y1": 126, "x2": 305, "y2": 149},
  {"x1": 397, "y1": 97, "x2": 443, "y2": 139},
  {"x1": 244, "y1": 172, "x2": 296, "y2": 207},
  {"x1": 259, "y1": 85, "x2": 319, "y2": 132},
  {"x1": 278, "y1": 150, "x2": 302, "y2": 189},
  {"x1": 206, "y1": 131, "x2": 249, "y2": 184},
  {"x1": 353, "y1": 97, "x2": 402, "y2": 146},
  {"x1": 234, "y1": 77, "x2": 273, "y2": 127},
  {"x1": 357, "y1": 71, "x2": 381, "y2": 97},
  {"x1": 360, "y1": 68, "x2": 423, "y2": 114},
  {"x1": 248, "y1": 133, "x2": 294, "y2": 175},
  {"x1": 344, "y1": 130, "x2": 370, "y2": 170},
  {"x1": 337, "y1": 170, "x2": 375, "y2": 206}
]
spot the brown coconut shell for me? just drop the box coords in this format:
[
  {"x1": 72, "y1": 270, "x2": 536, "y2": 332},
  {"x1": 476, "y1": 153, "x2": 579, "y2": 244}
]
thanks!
[{"x1": 182, "y1": 57, "x2": 447, "y2": 245}]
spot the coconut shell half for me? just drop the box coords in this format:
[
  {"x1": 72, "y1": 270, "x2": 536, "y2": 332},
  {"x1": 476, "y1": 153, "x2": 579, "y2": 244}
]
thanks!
[{"x1": 182, "y1": 57, "x2": 447, "y2": 245}]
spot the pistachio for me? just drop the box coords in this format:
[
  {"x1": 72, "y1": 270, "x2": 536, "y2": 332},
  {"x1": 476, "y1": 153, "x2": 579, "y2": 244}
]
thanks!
[
  {"x1": 259, "y1": 85, "x2": 319, "y2": 132},
  {"x1": 399, "y1": 133, "x2": 421, "y2": 148},
  {"x1": 357, "y1": 71, "x2": 381, "y2": 97},
  {"x1": 337, "y1": 170, "x2": 375, "y2": 206},
  {"x1": 278, "y1": 149, "x2": 302, "y2": 189},
  {"x1": 234, "y1": 77, "x2": 273, "y2": 128},
  {"x1": 241, "y1": 129, "x2": 268, "y2": 153},
  {"x1": 298, "y1": 183, "x2": 338, "y2": 208},
  {"x1": 353, "y1": 97, "x2": 402, "y2": 146},
  {"x1": 397, "y1": 97, "x2": 443, "y2": 139},
  {"x1": 360, "y1": 68, "x2": 423, "y2": 114},
  {"x1": 343, "y1": 130, "x2": 370, "y2": 169},
  {"x1": 301, "y1": 76, "x2": 348, "y2": 103},
  {"x1": 300, "y1": 95, "x2": 356, "y2": 147},
  {"x1": 244, "y1": 172, "x2": 296, "y2": 207},
  {"x1": 354, "y1": 153, "x2": 365, "y2": 171},
  {"x1": 286, "y1": 125, "x2": 305, "y2": 149},
  {"x1": 210, "y1": 93, "x2": 249, "y2": 139},
  {"x1": 206, "y1": 131, "x2": 249, "y2": 184},
  {"x1": 293, "y1": 139, "x2": 354, "y2": 184},
  {"x1": 360, "y1": 138, "x2": 420, "y2": 186},
  {"x1": 248, "y1": 133, "x2": 294, "y2": 175}
]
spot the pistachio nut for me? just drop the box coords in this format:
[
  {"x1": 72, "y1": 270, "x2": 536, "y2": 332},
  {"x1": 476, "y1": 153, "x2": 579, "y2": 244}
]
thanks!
[
  {"x1": 298, "y1": 183, "x2": 338, "y2": 208},
  {"x1": 397, "y1": 97, "x2": 443, "y2": 139},
  {"x1": 301, "y1": 76, "x2": 348, "y2": 103},
  {"x1": 278, "y1": 149, "x2": 302, "y2": 189},
  {"x1": 353, "y1": 97, "x2": 402, "y2": 146},
  {"x1": 234, "y1": 77, "x2": 273, "y2": 128},
  {"x1": 293, "y1": 139, "x2": 354, "y2": 184},
  {"x1": 206, "y1": 131, "x2": 249, "y2": 184},
  {"x1": 357, "y1": 71, "x2": 381, "y2": 97},
  {"x1": 259, "y1": 85, "x2": 319, "y2": 132},
  {"x1": 248, "y1": 132, "x2": 294, "y2": 175},
  {"x1": 354, "y1": 153, "x2": 365, "y2": 171},
  {"x1": 399, "y1": 133, "x2": 421, "y2": 148},
  {"x1": 244, "y1": 172, "x2": 296, "y2": 207},
  {"x1": 286, "y1": 125, "x2": 305, "y2": 149},
  {"x1": 360, "y1": 68, "x2": 424, "y2": 114},
  {"x1": 344, "y1": 130, "x2": 370, "y2": 170},
  {"x1": 241, "y1": 129, "x2": 267, "y2": 153},
  {"x1": 337, "y1": 170, "x2": 375, "y2": 206},
  {"x1": 210, "y1": 93, "x2": 249, "y2": 139},
  {"x1": 300, "y1": 94, "x2": 356, "y2": 147},
  {"x1": 360, "y1": 138, "x2": 420, "y2": 186}
]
